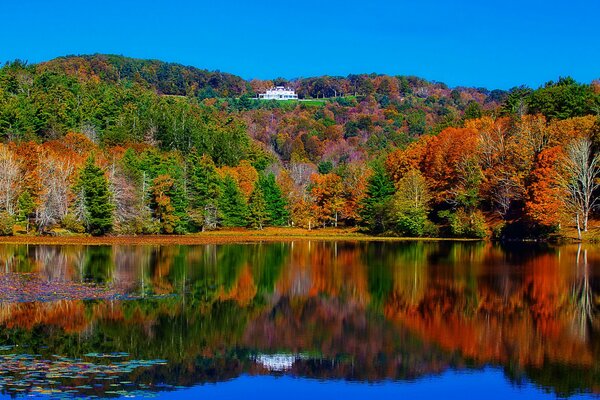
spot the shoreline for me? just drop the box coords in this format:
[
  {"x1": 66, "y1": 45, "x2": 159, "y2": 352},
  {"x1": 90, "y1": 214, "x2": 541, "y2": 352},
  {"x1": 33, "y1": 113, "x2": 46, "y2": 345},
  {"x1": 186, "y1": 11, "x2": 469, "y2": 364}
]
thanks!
[
  {"x1": 0, "y1": 228, "x2": 485, "y2": 245},
  {"x1": 0, "y1": 227, "x2": 591, "y2": 246}
]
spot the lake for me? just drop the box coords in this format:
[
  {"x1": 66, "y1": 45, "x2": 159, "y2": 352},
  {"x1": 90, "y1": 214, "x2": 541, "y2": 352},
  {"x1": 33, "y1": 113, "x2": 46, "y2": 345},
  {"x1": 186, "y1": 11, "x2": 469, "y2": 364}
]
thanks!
[{"x1": 0, "y1": 240, "x2": 598, "y2": 399}]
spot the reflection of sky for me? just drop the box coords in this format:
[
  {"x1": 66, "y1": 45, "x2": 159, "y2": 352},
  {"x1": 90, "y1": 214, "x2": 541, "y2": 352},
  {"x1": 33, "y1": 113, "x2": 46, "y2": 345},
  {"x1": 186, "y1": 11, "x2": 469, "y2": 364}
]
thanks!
[
  {"x1": 2, "y1": 367, "x2": 595, "y2": 400},
  {"x1": 146, "y1": 369, "x2": 595, "y2": 400}
]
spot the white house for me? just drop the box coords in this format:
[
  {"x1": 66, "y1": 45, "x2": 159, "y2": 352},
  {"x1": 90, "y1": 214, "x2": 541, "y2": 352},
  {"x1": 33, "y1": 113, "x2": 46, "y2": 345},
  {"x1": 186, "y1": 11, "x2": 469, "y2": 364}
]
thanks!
[{"x1": 259, "y1": 86, "x2": 298, "y2": 100}]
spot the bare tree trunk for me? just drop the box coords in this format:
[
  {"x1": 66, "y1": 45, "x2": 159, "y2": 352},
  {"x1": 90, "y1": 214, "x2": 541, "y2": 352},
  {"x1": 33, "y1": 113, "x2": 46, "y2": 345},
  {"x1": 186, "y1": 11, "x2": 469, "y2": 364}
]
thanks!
[
  {"x1": 0, "y1": 146, "x2": 21, "y2": 215},
  {"x1": 565, "y1": 137, "x2": 600, "y2": 237}
]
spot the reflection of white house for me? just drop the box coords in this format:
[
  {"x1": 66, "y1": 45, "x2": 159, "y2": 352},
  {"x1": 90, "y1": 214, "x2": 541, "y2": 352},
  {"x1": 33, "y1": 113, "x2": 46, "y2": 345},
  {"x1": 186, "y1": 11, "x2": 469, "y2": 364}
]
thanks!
[
  {"x1": 259, "y1": 86, "x2": 298, "y2": 100},
  {"x1": 253, "y1": 353, "x2": 307, "y2": 371}
]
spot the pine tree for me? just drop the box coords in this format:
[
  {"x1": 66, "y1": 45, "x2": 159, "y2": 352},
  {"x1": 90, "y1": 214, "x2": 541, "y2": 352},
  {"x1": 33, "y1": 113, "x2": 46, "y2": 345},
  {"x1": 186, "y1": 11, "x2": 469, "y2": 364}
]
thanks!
[
  {"x1": 219, "y1": 174, "x2": 248, "y2": 227},
  {"x1": 258, "y1": 173, "x2": 289, "y2": 226},
  {"x1": 248, "y1": 185, "x2": 268, "y2": 229},
  {"x1": 187, "y1": 152, "x2": 221, "y2": 230},
  {"x1": 16, "y1": 190, "x2": 35, "y2": 231},
  {"x1": 76, "y1": 156, "x2": 114, "y2": 236},
  {"x1": 360, "y1": 163, "x2": 396, "y2": 233}
]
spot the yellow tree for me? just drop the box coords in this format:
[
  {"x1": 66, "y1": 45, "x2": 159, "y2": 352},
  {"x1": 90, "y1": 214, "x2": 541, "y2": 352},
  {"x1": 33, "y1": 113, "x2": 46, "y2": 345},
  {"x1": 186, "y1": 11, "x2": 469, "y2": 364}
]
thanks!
[{"x1": 310, "y1": 173, "x2": 345, "y2": 227}]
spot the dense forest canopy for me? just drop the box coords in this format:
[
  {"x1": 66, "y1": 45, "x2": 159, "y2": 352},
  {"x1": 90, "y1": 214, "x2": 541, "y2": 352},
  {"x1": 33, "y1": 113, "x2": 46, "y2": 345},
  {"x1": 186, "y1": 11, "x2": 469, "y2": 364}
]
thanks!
[{"x1": 0, "y1": 54, "x2": 599, "y2": 238}]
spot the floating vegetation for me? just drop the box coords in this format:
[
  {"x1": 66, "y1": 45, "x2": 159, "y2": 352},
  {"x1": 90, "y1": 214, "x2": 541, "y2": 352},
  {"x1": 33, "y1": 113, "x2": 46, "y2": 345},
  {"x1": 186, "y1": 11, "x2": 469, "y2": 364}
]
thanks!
[
  {"x1": 0, "y1": 273, "x2": 133, "y2": 303},
  {"x1": 0, "y1": 352, "x2": 169, "y2": 398},
  {"x1": 83, "y1": 352, "x2": 130, "y2": 359}
]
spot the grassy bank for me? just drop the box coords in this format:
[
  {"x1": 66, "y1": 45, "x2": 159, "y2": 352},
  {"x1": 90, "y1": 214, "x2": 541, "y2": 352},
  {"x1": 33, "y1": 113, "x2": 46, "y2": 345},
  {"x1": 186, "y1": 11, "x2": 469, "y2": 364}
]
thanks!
[{"x1": 0, "y1": 227, "x2": 483, "y2": 246}]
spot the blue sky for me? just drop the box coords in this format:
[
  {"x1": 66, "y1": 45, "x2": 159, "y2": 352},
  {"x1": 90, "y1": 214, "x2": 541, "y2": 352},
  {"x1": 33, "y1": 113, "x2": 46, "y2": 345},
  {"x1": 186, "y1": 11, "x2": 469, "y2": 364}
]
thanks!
[{"x1": 1, "y1": 0, "x2": 599, "y2": 89}]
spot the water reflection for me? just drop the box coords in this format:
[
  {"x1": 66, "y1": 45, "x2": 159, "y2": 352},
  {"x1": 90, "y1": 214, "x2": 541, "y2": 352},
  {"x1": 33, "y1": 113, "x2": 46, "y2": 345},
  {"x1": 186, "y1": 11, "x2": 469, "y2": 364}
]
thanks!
[{"x1": 0, "y1": 241, "x2": 598, "y2": 398}]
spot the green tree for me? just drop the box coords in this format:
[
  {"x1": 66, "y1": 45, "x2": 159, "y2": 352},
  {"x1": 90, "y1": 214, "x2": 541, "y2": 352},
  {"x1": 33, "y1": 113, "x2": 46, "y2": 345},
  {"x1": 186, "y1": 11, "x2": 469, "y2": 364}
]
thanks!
[
  {"x1": 440, "y1": 208, "x2": 487, "y2": 238},
  {"x1": 16, "y1": 190, "x2": 35, "y2": 232},
  {"x1": 392, "y1": 169, "x2": 432, "y2": 237},
  {"x1": 75, "y1": 156, "x2": 114, "y2": 236},
  {"x1": 528, "y1": 77, "x2": 595, "y2": 119},
  {"x1": 502, "y1": 86, "x2": 532, "y2": 116},
  {"x1": 135, "y1": 150, "x2": 188, "y2": 233},
  {"x1": 248, "y1": 186, "x2": 268, "y2": 229},
  {"x1": 360, "y1": 163, "x2": 396, "y2": 233},
  {"x1": 219, "y1": 174, "x2": 248, "y2": 227},
  {"x1": 317, "y1": 161, "x2": 333, "y2": 174},
  {"x1": 258, "y1": 173, "x2": 289, "y2": 226},
  {"x1": 187, "y1": 152, "x2": 222, "y2": 230},
  {"x1": 406, "y1": 110, "x2": 426, "y2": 136},
  {"x1": 463, "y1": 101, "x2": 482, "y2": 121},
  {"x1": 438, "y1": 157, "x2": 486, "y2": 238}
]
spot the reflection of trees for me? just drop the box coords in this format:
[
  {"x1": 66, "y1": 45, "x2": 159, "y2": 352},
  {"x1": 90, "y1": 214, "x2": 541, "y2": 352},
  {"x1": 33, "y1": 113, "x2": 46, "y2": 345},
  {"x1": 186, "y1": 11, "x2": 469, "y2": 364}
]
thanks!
[
  {"x1": 381, "y1": 241, "x2": 600, "y2": 396},
  {"x1": 112, "y1": 245, "x2": 152, "y2": 294},
  {"x1": 250, "y1": 242, "x2": 287, "y2": 296},
  {"x1": 571, "y1": 245, "x2": 597, "y2": 341},
  {"x1": 0, "y1": 241, "x2": 598, "y2": 396},
  {"x1": 390, "y1": 242, "x2": 430, "y2": 307},
  {"x1": 275, "y1": 241, "x2": 369, "y2": 305},
  {"x1": 83, "y1": 246, "x2": 114, "y2": 283},
  {"x1": 35, "y1": 245, "x2": 85, "y2": 281},
  {"x1": 0, "y1": 301, "x2": 87, "y2": 333},
  {"x1": 364, "y1": 243, "x2": 395, "y2": 310},
  {"x1": 0, "y1": 245, "x2": 36, "y2": 273}
]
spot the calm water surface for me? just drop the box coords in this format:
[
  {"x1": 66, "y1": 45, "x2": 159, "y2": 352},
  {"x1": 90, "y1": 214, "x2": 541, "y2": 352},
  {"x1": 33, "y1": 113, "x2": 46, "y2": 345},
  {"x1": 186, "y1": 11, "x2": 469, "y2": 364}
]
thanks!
[{"x1": 0, "y1": 241, "x2": 598, "y2": 399}]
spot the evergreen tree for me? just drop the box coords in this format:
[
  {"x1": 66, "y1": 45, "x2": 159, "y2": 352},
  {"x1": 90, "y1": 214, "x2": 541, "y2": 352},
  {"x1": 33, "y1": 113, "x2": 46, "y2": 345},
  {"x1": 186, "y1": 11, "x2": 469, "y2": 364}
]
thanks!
[
  {"x1": 16, "y1": 190, "x2": 35, "y2": 231},
  {"x1": 76, "y1": 156, "x2": 114, "y2": 236},
  {"x1": 248, "y1": 185, "x2": 268, "y2": 229},
  {"x1": 360, "y1": 163, "x2": 396, "y2": 233},
  {"x1": 120, "y1": 148, "x2": 143, "y2": 184},
  {"x1": 134, "y1": 150, "x2": 188, "y2": 233},
  {"x1": 187, "y1": 152, "x2": 221, "y2": 230},
  {"x1": 258, "y1": 173, "x2": 289, "y2": 226},
  {"x1": 219, "y1": 174, "x2": 248, "y2": 227}
]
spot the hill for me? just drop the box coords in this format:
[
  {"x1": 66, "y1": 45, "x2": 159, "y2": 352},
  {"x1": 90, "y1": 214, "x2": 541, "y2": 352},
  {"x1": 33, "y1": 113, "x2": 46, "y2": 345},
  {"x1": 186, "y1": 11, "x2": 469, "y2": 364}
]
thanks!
[
  {"x1": 39, "y1": 54, "x2": 248, "y2": 98},
  {"x1": 0, "y1": 54, "x2": 599, "y2": 239}
]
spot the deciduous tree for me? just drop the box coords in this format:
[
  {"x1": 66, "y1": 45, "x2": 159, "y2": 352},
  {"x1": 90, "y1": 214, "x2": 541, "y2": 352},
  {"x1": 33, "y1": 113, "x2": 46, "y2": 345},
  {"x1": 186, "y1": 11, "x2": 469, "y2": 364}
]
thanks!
[
  {"x1": 0, "y1": 145, "x2": 21, "y2": 215},
  {"x1": 150, "y1": 174, "x2": 179, "y2": 234},
  {"x1": 392, "y1": 169, "x2": 432, "y2": 236},
  {"x1": 562, "y1": 137, "x2": 600, "y2": 238},
  {"x1": 310, "y1": 173, "x2": 345, "y2": 227},
  {"x1": 526, "y1": 146, "x2": 565, "y2": 230}
]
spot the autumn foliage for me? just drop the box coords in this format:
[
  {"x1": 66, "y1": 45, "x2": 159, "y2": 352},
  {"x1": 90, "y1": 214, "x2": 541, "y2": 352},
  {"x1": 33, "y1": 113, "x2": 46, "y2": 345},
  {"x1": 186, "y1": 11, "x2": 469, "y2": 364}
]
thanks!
[{"x1": 1, "y1": 55, "x2": 600, "y2": 238}]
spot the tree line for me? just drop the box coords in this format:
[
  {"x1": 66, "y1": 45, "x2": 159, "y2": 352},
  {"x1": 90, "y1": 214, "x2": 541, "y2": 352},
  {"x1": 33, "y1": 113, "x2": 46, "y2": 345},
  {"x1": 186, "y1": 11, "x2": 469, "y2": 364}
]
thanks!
[{"x1": 1, "y1": 55, "x2": 599, "y2": 238}]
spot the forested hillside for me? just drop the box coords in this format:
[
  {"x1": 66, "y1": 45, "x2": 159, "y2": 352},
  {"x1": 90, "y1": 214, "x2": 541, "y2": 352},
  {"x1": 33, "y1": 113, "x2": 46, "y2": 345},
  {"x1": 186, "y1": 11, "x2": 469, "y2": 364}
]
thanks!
[{"x1": 0, "y1": 54, "x2": 599, "y2": 238}]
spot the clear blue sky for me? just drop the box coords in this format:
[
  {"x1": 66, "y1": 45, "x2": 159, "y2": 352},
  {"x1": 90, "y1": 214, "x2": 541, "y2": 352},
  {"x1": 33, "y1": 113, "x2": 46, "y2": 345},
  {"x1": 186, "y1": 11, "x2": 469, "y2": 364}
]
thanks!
[{"x1": 1, "y1": 0, "x2": 599, "y2": 89}]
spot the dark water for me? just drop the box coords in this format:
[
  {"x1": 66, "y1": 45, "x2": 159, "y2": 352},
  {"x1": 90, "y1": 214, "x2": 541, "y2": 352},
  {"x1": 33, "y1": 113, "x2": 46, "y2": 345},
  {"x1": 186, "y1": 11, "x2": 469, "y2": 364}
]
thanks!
[{"x1": 0, "y1": 241, "x2": 599, "y2": 399}]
